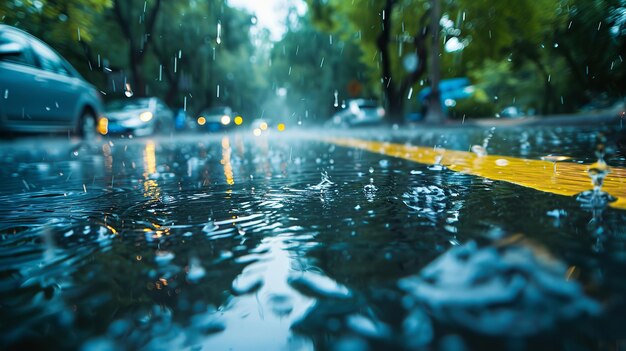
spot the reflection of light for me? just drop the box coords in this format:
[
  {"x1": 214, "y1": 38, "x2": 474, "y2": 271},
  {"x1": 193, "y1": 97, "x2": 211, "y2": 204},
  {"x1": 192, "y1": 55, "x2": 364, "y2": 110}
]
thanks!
[
  {"x1": 102, "y1": 143, "x2": 112, "y2": 174},
  {"x1": 98, "y1": 117, "x2": 108, "y2": 135},
  {"x1": 277, "y1": 123, "x2": 285, "y2": 131},
  {"x1": 197, "y1": 116, "x2": 206, "y2": 125},
  {"x1": 221, "y1": 115, "x2": 231, "y2": 125},
  {"x1": 444, "y1": 99, "x2": 457, "y2": 107},
  {"x1": 253, "y1": 128, "x2": 262, "y2": 136},
  {"x1": 139, "y1": 111, "x2": 153, "y2": 122},
  {"x1": 221, "y1": 136, "x2": 234, "y2": 185},
  {"x1": 143, "y1": 141, "x2": 160, "y2": 199},
  {"x1": 259, "y1": 122, "x2": 268, "y2": 130},
  {"x1": 445, "y1": 37, "x2": 465, "y2": 52},
  {"x1": 234, "y1": 116, "x2": 243, "y2": 125},
  {"x1": 144, "y1": 141, "x2": 156, "y2": 175}
]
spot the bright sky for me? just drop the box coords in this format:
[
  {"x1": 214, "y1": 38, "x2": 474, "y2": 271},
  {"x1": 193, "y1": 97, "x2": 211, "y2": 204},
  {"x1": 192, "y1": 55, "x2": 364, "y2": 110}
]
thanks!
[{"x1": 228, "y1": 0, "x2": 307, "y2": 41}]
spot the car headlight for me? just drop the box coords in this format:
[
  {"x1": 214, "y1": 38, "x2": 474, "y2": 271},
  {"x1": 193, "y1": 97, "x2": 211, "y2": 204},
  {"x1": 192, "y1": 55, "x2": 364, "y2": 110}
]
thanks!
[
  {"x1": 221, "y1": 115, "x2": 231, "y2": 125},
  {"x1": 139, "y1": 111, "x2": 153, "y2": 122}
]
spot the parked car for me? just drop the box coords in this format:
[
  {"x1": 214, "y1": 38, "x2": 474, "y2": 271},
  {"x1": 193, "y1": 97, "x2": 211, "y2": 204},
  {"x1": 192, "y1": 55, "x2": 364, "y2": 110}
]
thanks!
[
  {"x1": 101, "y1": 97, "x2": 173, "y2": 136},
  {"x1": 0, "y1": 24, "x2": 103, "y2": 137},
  {"x1": 417, "y1": 77, "x2": 476, "y2": 114},
  {"x1": 327, "y1": 99, "x2": 385, "y2": 127},
  {"x1": 196, "y1": 106, "x2": 234, "y2": 132}
]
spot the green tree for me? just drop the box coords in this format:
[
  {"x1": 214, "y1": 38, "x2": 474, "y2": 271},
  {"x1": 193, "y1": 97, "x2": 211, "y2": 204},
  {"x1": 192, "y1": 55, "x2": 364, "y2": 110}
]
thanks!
[
  {"x1": 110, "y1": 0, "x2": 162, "y2": 97},
  {"x1": 268, "y1": 11, "x2": 371, "y2": 123},
  {"x1": 308, "y1": 0, "x2": 432, "y2": 124},
  {"x1": 0, "y1": 0, "x2": 112, "y2": 86}
]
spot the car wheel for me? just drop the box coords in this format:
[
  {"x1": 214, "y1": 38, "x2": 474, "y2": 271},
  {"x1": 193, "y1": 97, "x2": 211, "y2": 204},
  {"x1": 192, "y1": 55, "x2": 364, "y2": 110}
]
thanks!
[{"x1": 77, "y1": 111, "x2": 97, "y2": 139}]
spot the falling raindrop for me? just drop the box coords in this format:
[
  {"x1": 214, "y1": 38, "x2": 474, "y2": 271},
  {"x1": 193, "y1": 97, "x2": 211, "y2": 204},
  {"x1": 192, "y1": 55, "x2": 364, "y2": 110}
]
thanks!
[
  {"x1": 216, "y1": 21, "x2": 222, "y2": 44},
  {"x1": 124, "y1": 83, "x2": 133, "y2": 97},
  {"x1": 334, "y1": 90, "x2": 339, "y2": 107}
]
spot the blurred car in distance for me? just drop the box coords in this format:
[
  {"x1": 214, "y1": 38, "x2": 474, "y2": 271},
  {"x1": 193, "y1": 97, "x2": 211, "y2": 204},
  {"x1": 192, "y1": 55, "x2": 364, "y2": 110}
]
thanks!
[
  {"x1": 100, "y1": 97, "x2": 173, "y2": 136},
  {"x1": 327, "y1": 99, "x2": 385, "y2": 127},
  {"x1": 500, "y1": 106, "x2": 525, "y2": 118},
  {"x1": 196, "y1": 106, "x2": 234, "y2": 132},
  {"x1": 250, "y1": 118, "x2": 271, "y2": 135},
  {"x1": 418, "y1": 77, "x2": 475, "y2": 114},
  {"x1": 0, "y1": 24, "x2": 102, "y2": 137}
]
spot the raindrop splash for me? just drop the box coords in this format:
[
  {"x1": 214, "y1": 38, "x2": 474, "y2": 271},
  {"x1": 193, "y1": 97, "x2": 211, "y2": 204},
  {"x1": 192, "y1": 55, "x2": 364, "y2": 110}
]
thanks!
[{"x1": 363, "y1": 178, "x2": 378, "y2": 202}]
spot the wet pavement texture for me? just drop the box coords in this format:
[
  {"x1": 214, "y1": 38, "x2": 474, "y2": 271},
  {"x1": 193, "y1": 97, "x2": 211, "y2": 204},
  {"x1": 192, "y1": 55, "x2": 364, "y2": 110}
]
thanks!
[{"x1": 1, "y1": 124, "x2": 626, "y2": 351}]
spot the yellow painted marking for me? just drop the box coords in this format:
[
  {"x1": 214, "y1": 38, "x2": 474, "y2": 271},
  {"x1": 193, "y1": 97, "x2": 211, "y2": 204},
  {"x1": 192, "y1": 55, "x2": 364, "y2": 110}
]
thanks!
[{"x1": 326, "y1": 137, "x2": 626, "y2": 210}]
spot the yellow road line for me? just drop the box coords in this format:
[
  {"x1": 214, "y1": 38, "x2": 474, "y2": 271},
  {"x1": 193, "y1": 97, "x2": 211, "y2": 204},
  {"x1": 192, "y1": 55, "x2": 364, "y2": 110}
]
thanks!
[{"x1": 325, "y1": 137, "x2": 626, "y2": 210}]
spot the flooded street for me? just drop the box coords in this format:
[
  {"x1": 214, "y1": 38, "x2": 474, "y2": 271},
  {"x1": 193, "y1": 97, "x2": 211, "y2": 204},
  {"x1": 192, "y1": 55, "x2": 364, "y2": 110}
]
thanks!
[{"x1": 1, "y1": 124, "x2": 626, "y2": 351}]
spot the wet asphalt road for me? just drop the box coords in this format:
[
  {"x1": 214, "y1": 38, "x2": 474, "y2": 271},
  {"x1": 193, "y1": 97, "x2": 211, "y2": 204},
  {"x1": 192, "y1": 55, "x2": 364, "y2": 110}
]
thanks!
[{"x1": 1, "y1": 126, "x2": 626, "y2": 351}]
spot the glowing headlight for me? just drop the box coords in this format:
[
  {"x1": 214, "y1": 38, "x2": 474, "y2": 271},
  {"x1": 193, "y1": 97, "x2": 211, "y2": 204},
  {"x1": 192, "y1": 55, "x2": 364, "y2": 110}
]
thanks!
[
  {"x1": 259, "y1": 122, "x2": 268, "y2": 130},
  {"x1": 197, "y1": 116, "x2": 206, "y2": 125},
  {"x1": 221, "y1": 115, "x2": 231, "y2": 125},
  {"x1": 139, "y1": 111, "x2": 153, "y2": 122},
  {"x1": 234, "y1": 116, "x2": 243, "y2": 125}
]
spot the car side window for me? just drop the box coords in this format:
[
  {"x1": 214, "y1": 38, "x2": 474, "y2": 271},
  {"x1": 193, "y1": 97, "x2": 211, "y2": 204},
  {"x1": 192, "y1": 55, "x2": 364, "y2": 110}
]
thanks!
[
  {"x1": 0, "y1": 30, "x2": 35, "y2": 66},
  {"x1": 30, "y1": 39, "x2": 70, "y2": 76}
]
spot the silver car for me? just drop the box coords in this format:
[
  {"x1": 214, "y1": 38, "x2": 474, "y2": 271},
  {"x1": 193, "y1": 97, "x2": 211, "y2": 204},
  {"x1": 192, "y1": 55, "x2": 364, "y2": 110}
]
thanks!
[
  {"x1": 0, "y1": 25, "x2": 102, "y2": 137},
  {"x1": 102, "y1": 98, "x2": 174, "y2": 137},
  {"x1": 327, "y1": 99, "x2": 385, "y2": 127}
]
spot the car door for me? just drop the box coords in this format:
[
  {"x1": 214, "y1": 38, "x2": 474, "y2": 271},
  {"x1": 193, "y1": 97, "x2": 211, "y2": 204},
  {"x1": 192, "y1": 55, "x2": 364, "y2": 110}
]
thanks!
[
  {"x1": 29, "y1": 38, "x2": 83, "y2": 126},
  {"x1": 0, "y1": 29, "x2": 46, "y2": 124}
]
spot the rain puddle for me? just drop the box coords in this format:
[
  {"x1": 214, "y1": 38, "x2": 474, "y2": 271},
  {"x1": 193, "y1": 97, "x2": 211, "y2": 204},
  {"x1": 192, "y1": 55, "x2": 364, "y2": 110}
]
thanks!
[{"x1": 0, "y1": 126, "x2": 625, "y2": 350}]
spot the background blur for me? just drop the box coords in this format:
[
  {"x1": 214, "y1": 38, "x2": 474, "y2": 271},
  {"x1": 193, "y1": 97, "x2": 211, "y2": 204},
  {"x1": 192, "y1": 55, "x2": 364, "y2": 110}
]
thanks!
[{"x1": 1, "y1": 0, "x2": 625, "y2": 124}]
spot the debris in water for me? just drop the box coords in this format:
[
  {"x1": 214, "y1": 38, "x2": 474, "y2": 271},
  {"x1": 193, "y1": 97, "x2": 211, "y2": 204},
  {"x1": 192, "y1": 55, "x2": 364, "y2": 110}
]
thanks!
[{"x1": 399, "y1": 235, "x2": 601, "y2": 336}]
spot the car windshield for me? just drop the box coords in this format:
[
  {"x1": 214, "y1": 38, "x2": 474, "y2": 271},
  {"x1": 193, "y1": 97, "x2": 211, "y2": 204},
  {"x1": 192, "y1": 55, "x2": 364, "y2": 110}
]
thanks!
[
  {"x1": 203, "y1": 107, "x2": 230, "y2": 115},
  {"x1": 105, "y1": 98, "x2": 152, "y2": 111}
]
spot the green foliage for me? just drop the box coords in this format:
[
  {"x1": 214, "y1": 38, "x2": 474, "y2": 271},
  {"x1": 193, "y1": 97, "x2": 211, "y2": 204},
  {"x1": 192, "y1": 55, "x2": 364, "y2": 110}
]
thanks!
[
  {"x1": 268, "y1": 13, "x2": 371, "y2": 122},
  {"x1": 448, "y1": 95, "x2": 496, "y2": 119},
  {"x1": 2, "y1": 0, "x2": 624, "y2": 119}
]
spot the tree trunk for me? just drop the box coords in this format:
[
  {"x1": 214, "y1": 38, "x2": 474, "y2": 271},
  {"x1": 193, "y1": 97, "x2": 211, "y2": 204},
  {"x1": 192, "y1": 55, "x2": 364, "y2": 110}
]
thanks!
[
  {"x1": 112, "y1": 0, "x2": 162, "y2": 97},
  {"x1": 129, "y1": 50, "x2": 146, "y2": 96}
]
